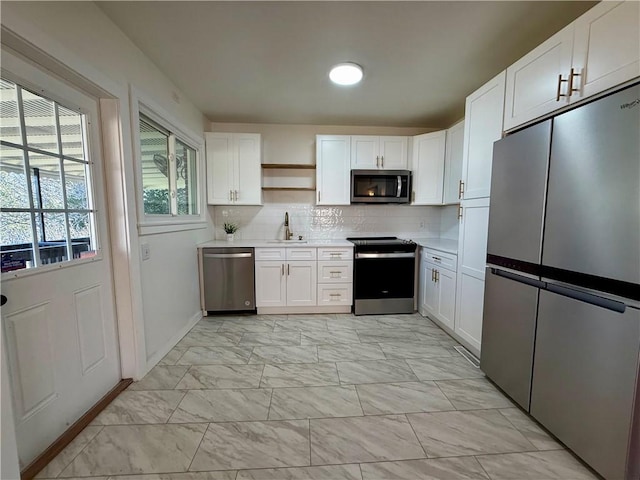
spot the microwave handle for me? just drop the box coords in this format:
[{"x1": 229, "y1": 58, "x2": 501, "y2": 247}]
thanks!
[{"x1": 397, "y1": 176, "x2": 402, "y2": 198}]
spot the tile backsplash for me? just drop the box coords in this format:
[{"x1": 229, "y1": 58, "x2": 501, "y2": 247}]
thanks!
[{"x1": 212, "y1": 203, "x2": 447, "y2": 241}]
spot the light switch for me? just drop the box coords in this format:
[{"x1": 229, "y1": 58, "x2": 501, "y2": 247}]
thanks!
[{"x1": 141, "y1": 243, "x2": 151, "y2": 260}]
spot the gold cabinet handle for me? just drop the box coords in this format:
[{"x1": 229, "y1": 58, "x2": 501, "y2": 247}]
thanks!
[
  {"x1": 431, "y1": 269, "x2": 435, "y2": 282},
  {"x1": 381, "y1": 155, "x2": 384, "y2": 168},
  {"x1": 229, "y1": 190, "x2": 233, "y2": 201},
  {"x1": 281, "y1": 264, "x2": 284, "y2": 276},
  {"x1": 317, "y1": 190, "x2": 320, "y2": 203},
  {"x1": 287, "y1": 264, "x2": 290, "y2": 276},
  {"x1": 435, "y1": 270, "x2": 439, "y2": 282},
  {"x1": 458, "y1": 180, "x2": 464, "y2": 199},
  {"x1": 433, "y1": 257, "x2": 441, "y2": 262},
  {"x1": 234, "y1": 190, "x2": 238, "y2": 201},
  {"x1": 556, "y1": 74, "x2": 569, "y2": 101},
  {"x1": 376, "y1": 155, "x2": 380, "y2": 168},
  {"x1": 458, "y1": 205, "x2": 463, "y2": 220},
  {"x1": 568, "y1": 68, "x2": 581, "y2": 97}
]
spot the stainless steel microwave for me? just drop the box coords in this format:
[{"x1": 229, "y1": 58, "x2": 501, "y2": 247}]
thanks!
[{"x1": 350, "y1": 170, "x2": 412, "y2": 204}]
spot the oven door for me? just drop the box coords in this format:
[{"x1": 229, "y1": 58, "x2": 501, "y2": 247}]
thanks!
[
  {"x1": 351, "y1": 170, "x2": 411, "y2": 204},
  {"x1": 353, "y1": 252, "x2": 416, "y2": 299}
]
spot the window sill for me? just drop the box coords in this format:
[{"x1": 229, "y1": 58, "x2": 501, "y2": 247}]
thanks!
[
  {"x1": 2, "y1": 254, "x2": 105, "y2": 282},
  {"x1": 137, "y1": 220, "x2": 209, "y2": 236}
]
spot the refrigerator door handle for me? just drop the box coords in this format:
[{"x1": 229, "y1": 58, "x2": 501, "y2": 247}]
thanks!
[
  {"x1": 491, "y1": 268, "x2": 545, "y2": 289},
  {"x1": 546, "y1": 283, "x2": 626, "y2": 313}
]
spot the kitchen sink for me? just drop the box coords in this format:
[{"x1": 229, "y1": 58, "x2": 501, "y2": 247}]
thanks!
[{"x1": 266, "y1": 240, "x2": 308, "y2": 244}]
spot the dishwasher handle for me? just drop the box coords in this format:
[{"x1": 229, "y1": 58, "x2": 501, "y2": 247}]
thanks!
[{"x1": 204, "y1": 253, "x2": 253, "y2": 259}]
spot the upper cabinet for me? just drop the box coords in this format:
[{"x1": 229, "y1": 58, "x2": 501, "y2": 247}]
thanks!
[
  {"x1": 504, "y1": 1, "x2": 640, "y2": 131},
  {"x1": 350, "y1": 136, "x2": 408, "y2": 170},
  {"x1": 410, "y1": 131, "x2": 446, "y2": 205},
  {"x1": 206, "y1": 132, "x2": 262, "y2": 205},
  {"x1": 461, "y1": 71, "x2": 506, "y2": 200},
  {"x1": 316, "y1": 135, "x2": 351, "y2": 205},
  {"x1": 443, "y1": 120, "x2": 464, "y2": 205}
]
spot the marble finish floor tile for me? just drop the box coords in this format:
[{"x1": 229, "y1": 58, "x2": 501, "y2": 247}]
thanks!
[
  {"x1": 435, "y1": 378, "x2": 514, "y2": 410},
  {"x1": 326, "y1": 317, "x2": 382, "y2": 330},
  {"x1": 238, "y1": 332, "x2": 301, "y2": 346},
  {"x1": 35, "y1": 426, "x2": 103, "y2": 478},
  {"x1": 300, "y1": 329, "x2": 361, "y2": 345},
  {"x1": 261, "y1": 363, "x2": 339, "y2": 388},
  {"x1": 92, "y1": 390, "x2": 185, "y2": 425},
  {"x1": 406, "y1": 356, "x2": 485, "y2": 381},
  {"x1": 498, "y1": 408, "x2": 562, "y2": 451},
  {"x1": 268, "y1": 386, "x2": 363, "y2": 420},
  {"x1": 59, "y1": 424, "x2": 207, "y2": 477},
  {"x1": 236, "y1": 464, "x2": 362, "y2": 480},
  {"x1": 318, "y1": 343, "x2": 386, "y2": 362},
  {"x1": 356, "y1": 382, "x2": 454, "y2": 415},
  {"x1": 189, "y1": 420, "x2": 310, "y2": 471},
  {"x1": 274, "y1": 318, "x2": 330, "y2": 332},
  {"x1": 159, "y1": 346, "x2": 189, "y2": 365},
  {"x1": 218, "y1": 320, "x2": 275, "y2": 333},
  {"x1": 337, "y1": 359, "x2": 419, "y2": 384},
  {"x1": 169, "y1": 388, "x2": 271, "y2": 423},
  {"x1": 360, "y1": 456, "x2": 489, "y2": 480},
  {"x1": 379, "y1": 342, "x2": 455, "y2": 359},
  {"x1": 310, "y1": 415, "x2": 425, "y2": 464},
  {"x1": 107, "y1": 473, "x2": 236, "y2": 480},
  {"x1": 475, "y1": 450, "x2": 598, "y2": 480},
  {"x1": 356, "y1": 329, "x2": 440, "y2": 344},
  {"x1": 375, "y1": 315, "x2": 439, "y2": 329},
  {"x1": 407, "y1": 410, "x2": 536, "y2": 457},
  {"x1": 129, "y1": 366, "x2": 189, "y2": 391},
  {"x1": 176, "y1": 365, "x2": 264, "y2": 389},
  {"x1": 177, "y1": 331, "x2": 243, "y2": 348},
  {"x1": 176, "y1": 346, "x2": 253, "y2": 365},
  {"x1": 249, "y1": 345, "x2": 318, "y2": 364}
]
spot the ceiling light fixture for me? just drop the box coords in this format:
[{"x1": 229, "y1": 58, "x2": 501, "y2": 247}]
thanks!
[{"x1": 329, "y1": 63, "x2": 363, "y2": 86}]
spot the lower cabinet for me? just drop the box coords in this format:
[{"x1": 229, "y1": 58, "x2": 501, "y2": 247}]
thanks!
[
  {"x1": 419, "y1": 248, "x2": 457, "y2": 332},
  {"x1": 255, "y1": 259, "x2": 317, "y2": 308}
]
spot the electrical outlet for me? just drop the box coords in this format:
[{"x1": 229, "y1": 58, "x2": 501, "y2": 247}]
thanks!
[
  {"x1": 420, "y1": 221, "x2": 425, "y2": 229},
  {"x1": 140, "y1": 243, "x2": 151, "y2": 261}
]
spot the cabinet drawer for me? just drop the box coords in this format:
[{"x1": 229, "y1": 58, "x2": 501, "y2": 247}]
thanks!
[
  {"x1": 255, "y1": 248, "x2": 285, "y2": 261},
  {"x1": 286, "y1": 247, "x2": 317, "y2": 261},
  {"x1": 317, "y1": 261, "x2": 353, "y2": 283},
  {"x1": 317, "y1": 247, "x2": 353, "y2": 261},
  {"x1": 317, "y1": 284, "x2": 353, "y2": 306},
  {"x1": 423, "y1": 248, "x2": 457, "y2": 272}
]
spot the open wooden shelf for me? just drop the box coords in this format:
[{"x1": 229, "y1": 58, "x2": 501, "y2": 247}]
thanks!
[
  {"x1": 261, "y1": 163, "x2": 316, "y2": 169},
  {"x1": 262, "y1": 187, "x2": 316, "y2": 191}
]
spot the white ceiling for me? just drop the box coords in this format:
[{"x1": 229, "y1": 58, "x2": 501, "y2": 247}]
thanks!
[{"x1": 96, "y1": 1, "x2": 597, "y2": 128}]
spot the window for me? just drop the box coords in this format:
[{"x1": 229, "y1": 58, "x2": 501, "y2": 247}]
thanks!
[
  {"x1": 0, "y1": 78, "x2": 97, "y2": 273},
  {"x1": 139, "y1": 113, "x2": 199, "y2": 218}
]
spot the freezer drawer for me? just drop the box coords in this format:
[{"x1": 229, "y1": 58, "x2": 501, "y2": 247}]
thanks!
[
  {"x1": 202, "y1": 247, "x2": 255, "y2": 312},
  {"x1": 531, "y1": 290, "x2": 640, "y2": 480},
  {"x1": 481, "y1": 267, "x2": 541, "y2": 410}
]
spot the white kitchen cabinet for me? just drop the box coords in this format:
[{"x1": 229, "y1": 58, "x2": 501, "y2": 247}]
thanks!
[
  {"x1": 205, "y1": 132, "x2": 262, "y2": 205},
  {"x1": 443, "y1": 119, "x2": 464, "y2": 205},
  {"x1": 286, "y1": 261, "x2": 317, "y2": 307},
  {"x1": 504, "y1": 1, "x2": 640, "y2": 131},
  {"x1": 454, "y1": 197, "x2": 490, "y2": 355},
  {"x1": 316, "y1": 135, "x2": 350, "y2": 205},
  {"x1": 410, "y1": 131, "x2": 446, "y2": 205},
  {"x1": 255, "y1": 261, "x2": 286, "y2": 307},
  {"x1": 350, "y1": 136, "x2": 408, "y2": 170},
  {"x1": 419, "y1": 248, "x2": 457, "y2": 332},
  {"x1": 461, "y1": 71, "x2": 506, "y2": 200}
]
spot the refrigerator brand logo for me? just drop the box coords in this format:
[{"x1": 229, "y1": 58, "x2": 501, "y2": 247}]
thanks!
[{"x1": 620, "y1": 99, "x2": 640, "y2": 110}]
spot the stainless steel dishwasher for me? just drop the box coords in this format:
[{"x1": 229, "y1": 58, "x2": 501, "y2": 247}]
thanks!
[{"x1": 201, "y1": 247, "x2": 255, "y2": 313}]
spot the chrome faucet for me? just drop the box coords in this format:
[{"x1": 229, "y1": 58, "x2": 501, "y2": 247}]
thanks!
[{"x1": 284, "y1": 212, "x2": 293, "y2": 240}]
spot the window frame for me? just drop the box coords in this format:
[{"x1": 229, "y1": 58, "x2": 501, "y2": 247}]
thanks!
[{"x1": 130, "y1": 86, "x2": 206, "y2": 236}]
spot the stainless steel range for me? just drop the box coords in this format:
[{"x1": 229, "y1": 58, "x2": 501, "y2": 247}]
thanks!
[{"x1": 347, "y1": 237, "x2": 417, "y2": 315}]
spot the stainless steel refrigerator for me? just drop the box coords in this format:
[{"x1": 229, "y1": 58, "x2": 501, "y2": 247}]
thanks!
[{"x1": 481, "y1": 82, "x2": 640, "y2": 480}]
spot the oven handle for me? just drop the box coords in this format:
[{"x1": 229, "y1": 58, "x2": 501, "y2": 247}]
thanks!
[{"x1": 356, "y1": 252, "x2": 415, "y2": 259}]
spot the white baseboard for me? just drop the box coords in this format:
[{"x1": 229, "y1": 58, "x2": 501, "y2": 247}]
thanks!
[
  {"x1": 143, "y1": 311, "x2": 202, "y2": 374},
  {"x1": 418, "y1": 311, "x2": 481, "y2": 359},
  {"x1": 257, "y1": 306, "x2": 351, "y2": 315}
]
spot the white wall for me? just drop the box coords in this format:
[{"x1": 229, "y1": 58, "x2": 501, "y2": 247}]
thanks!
[{"x1": 1, "y1": 2, "x2": 213, "y2": 371}]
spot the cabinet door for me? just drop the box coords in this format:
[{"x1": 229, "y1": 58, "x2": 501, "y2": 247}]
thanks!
[
  {"x1": 350, "y1": 136, "x2": 379, "y2": 169},
  {"x1": 411, "y1": 131, "x2": 445, "y2": 205},
  {"x1": 379, "y1": 136, "x2": 408, "y2": 169},
  {"x1": 462, "y1": 71, "x2": 506, "y2": 200},
  {"x1": 205, "y1": 132, "x2": 234, "y2": 205},
  {"x1": 572, "y1": 1, "x2": 640, "y2": 103},
  {"x1": 316, "y1": 135, "x2": 350, "y2": 205},
  {"x1": 255, "y1": 261, "x2": 286, "y2": 307},
  {"x1": 234, "y1": 133, "x2": 262, "y2": 205},
  {"x1": 503, "y1": 25, "x2": 574, "y2": 131},
  {"x1": 436, "y1": 268, "x2": 456, "y2": 331},
  {"x1": 286, "y1": 261, "x2": 317, "y2": 307},
  {"x1": 420, "y1": 261, "x2": 439, "y2": 317},
  {"x1": 443, "y1": 120, "x2": 464, "y2": 205}
]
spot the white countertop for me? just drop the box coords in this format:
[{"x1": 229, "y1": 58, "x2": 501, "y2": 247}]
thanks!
[
  {"x1": 411, "y1": 238, "x2": 458, "y2": 255},
  {"x1": 197, "y1": 239, "x2": 354, "y2": 249}
]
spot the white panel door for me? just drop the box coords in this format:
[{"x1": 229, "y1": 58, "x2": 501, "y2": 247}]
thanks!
[
  {"x1": 572, "y1": 1, "x2": 640, "y2": 102},
  {"x1": 437, "y1": 268, "x2": 456, "y2": 331},
  {"x1": 443, "y1": 120, "x2": 464, "y2": 205},
  {"x1": 1, "y1": 52, "x2": 120, "y2": 466},
  {"x1": 205, "y1": 132, "x2": 234, "y2": 205},
  {"x1": 350, "y1": 136, "x2": 379, "y2": 169},
  {"x1": 503, "y1": 25, "x2": 574, "y2": 131},
  {"x1": 234, "y1": 133, "x2": 262, "y2": 205},
  {"x1": 411, "y1": 131, "x2": 445, "y2": 205},
  {"x1": 316, "y1": 135, "x2": 350, "y2": 205},
  {"x1": 255, "y1": 262, "x2": 286, "y2": 307},
  {"x1": 379, "y1": 136, "x2": 408, "y2": 169},
  {"x1": 286, "y1": 261, "x2": 317, "y2": 307},
  {"x1": 462, "y1": 71, "x2": 506, "y2": 200}
]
